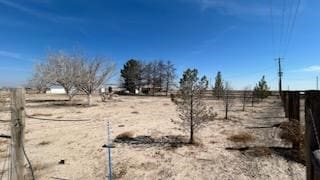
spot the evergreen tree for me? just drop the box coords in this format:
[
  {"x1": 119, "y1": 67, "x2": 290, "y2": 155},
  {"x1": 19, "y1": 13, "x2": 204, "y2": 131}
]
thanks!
[
  {"x1": 213, "y1": 71, "x2": 224, "y2": 99},
  {"x1": 254, "y1": 75, "x2": 271, "y2": 100},
  {"x1": 120, "y1": 59, "x2": 143, "y2": 93},
  {"x1": 176, "y1": 69, "x2": 216, "y2": 144}
]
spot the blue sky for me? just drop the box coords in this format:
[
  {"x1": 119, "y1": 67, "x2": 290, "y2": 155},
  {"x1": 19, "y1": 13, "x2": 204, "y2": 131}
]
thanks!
[{"x1": 0, "y1": 0, "x2": 319, "y2": 90}]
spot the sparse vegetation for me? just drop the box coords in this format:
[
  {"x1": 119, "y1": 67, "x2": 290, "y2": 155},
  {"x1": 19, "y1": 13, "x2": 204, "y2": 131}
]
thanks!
[
  {"x1": 254, "y1": 75, "x2": 271, "y2": 101},
  {"x1": 213, "y1": 71, "x2": 224, "y2": 99},
  {"x1": 279, "y1": 120, "x2": 305, "y2": 162},
  {"x1": 115, "y1": 131, "x2": 135, "y2": 141},
  {"x1": 241, "y1": 86, "x2": 251, "y2": 111},
  {"x1": 38, "y1": 141, "x2": 51, "y2": 146},
  {"x1": 227, "y1": 132, "x2": 255, "y2": 143},
  {"x1": 176, "y1": 68, "x2": 217, "y2": 144},
  {"x1": 223, "y1": 81, "x2": 233, "y2": 120}
]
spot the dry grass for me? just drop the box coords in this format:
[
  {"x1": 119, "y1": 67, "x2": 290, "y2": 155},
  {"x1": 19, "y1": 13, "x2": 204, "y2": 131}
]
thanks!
[
  {"x1": 227, "y1": 132, "x2": 255, "y2": 143},
  {"x1": 112, "y1": 163, "x2": 127, "y2": 179},
  {"x1": 279, "y1": 120, "x2": 305, "y2": 162},
  {"x1": 115, "y1": 131, "x2": 134, "y2": 141},
  {"x1": 279, "y1": 120, "x2": 303, "y2": 146}
]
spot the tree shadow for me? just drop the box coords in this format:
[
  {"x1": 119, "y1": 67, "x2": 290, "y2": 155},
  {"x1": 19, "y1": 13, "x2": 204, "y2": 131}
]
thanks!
[
  {"x1": 26, "y1": 101, "x2": 96, "y2": 108},
  {"x1": 26, "y1": 99, "x2": 69, "y2": 103},
  {"x1": 114, "y1": 135, "x2": 189, "y2": 148}
]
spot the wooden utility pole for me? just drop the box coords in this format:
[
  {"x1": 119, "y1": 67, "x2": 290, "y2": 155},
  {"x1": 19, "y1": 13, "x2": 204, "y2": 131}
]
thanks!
[
  {"x1": 10, "y1": 88, "x2": 25, "y2": 180},
  {"x1": 277, "y1": 58, "x2": 283, "y2": 97}
]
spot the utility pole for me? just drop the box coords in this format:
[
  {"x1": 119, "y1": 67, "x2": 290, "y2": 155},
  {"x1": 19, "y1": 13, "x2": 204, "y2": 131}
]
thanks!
[{"x1": 277, "y1": 58, "x2": 283, "y2": 97}]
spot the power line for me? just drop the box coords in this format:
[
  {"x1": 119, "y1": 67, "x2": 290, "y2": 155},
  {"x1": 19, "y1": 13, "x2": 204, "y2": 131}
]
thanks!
[
  {"x1": 279, "y1": 0, "x2": 287, "y2": 57},
  {"x1": 283, "y1": 0, "x2": 301, "y2": 58},
  {"x1": 283, "y1": 0, "x2": 295, "y2": 51},
  {"x1": 269, "y1": 0, "x2": 275, "y2": 57}
]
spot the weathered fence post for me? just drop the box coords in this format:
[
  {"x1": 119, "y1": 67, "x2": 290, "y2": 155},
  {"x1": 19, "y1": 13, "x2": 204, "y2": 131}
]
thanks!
[
  {"x1": 287, "y1": 91, "x2": 301, "y2": 150},
  {"x1": 305, "y1": 90, "x2": 320, "y2": 180},
  {"x1": 283, "y1": 91, "x2": 289, "y2": 118},
  {"x1": 288, "y1": 91, "x2": 300, "y2": 121},
  {"x1": 10, "y1": 88, "x2": 25, "y2": 180}
]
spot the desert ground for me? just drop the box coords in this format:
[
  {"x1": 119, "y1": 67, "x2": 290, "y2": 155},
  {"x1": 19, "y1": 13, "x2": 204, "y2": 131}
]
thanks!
[{"x1": 0, "y1": 94, "x2": 305, "y2": 180}]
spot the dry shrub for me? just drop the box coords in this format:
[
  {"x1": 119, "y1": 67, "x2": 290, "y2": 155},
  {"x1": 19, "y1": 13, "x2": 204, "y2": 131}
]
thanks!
[
  {"x1": 227, "y1": 132, "x2": 255, "y2": 143},
  {"x1": 131, "y1": 111, "x2": 139, "y2": 114},
  {"x1": 279, "y1": 119, "x2": 305, "y2": 161},
  {"x1": 115, "y1": 131, "x2": 134, "y2": 141},
  {"x1": 279, "y1": 120, "x2": 303, "y2": 146},
  {"x1": 38, "y1": 141, "x2": 51, "y2": 146}
]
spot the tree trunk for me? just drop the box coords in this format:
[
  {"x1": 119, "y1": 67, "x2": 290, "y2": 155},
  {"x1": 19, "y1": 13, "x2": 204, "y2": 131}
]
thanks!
[
  {"x1": 166, "y1": 82, "x2": 169, "y2": 96},
  {"x1": 68, "y1": 94, "x2": 73, "y2": 101},
  {"x1": 242, "y1": 95, "x2": 246, "y2": 111},
  {"x1": 189, "y1": 94, "x2": 194, "y2": 144},
  {"x1": 225, "y1": 98, "x2": 228, "y2": 120},
  {"x1": 87, "y1": 94, "x2": 92, "y2": 106}
]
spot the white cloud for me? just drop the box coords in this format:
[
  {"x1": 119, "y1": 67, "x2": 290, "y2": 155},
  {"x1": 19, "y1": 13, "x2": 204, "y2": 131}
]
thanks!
[
  {"x1": 0, "y1": 50, "x2": 34, "y2": 62},
  {"x1": 189, "y1": 0, "x2": 280, "y2": 17},
  {"x1": 0, "y1": 0, "x2": 82, "y2": 23},
  {"x1": 302, "y1": 65, "x2": 320, "y2": 72},
  {"x1": 0, "y1": 50, "x2": 22, "y2": 59}
]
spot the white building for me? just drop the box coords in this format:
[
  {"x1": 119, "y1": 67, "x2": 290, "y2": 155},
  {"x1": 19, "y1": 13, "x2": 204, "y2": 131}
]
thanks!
[{"x1": 46, "y1": 86, "x2": 66, "y2": 94}]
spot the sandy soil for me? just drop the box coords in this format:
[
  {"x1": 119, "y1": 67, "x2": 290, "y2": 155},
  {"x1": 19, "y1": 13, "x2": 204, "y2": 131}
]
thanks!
[{"x1": 0, "y1": 94, "x2": 305, "y2": 180}]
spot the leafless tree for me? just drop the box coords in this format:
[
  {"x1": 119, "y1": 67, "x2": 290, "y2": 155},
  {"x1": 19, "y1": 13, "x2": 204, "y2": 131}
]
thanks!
[
  {"x1": 223, "y1": 81, "x2": 233, "y2": 120},
  {"x1": 28, "y1": 63, "x2": 50, "y2": 93},
  {"x1": 164, "y1": 60, "x2": 176, "y2": 96},
  {"x1": 241, "y1": 86, "x2": 251, "y2": 111},
  {"x1": 176, "y1": 69, "x2": 216, "y2": 144},
  {"x1": 45, "y1": 51, "x2": 82, "y2": 100},
  {"x1": 76, "y1": 57, "x2": 115, "y2": 106}
]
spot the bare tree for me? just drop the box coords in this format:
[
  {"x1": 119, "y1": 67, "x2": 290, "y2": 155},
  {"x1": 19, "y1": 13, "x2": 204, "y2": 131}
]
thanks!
[
  {"x1": 164, "y1": 60, "x2": 176, "y2": 96},
  {"x1": 45, "y1": 52, "x2": 82, "y2": 100},
  {"x1": 241, "y1": 86, "x2": 251, "y2": 111},
  {"x1": 223, "y1": 81, "x2": 233, "y2": 120},
  {"x1": 76, "y1": 57, "x2": 115, "y2": 106},
  {"x1": 29, "y1": 63, "x2": 50, "y2": 93},
  {"x1": 176, "y1": 69, "x2": 216, "y2": 144}
]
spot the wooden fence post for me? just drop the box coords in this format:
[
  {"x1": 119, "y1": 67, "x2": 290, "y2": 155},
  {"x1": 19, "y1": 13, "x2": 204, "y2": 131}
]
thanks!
[
  {"x1": 305, "y1": 90, "x2": 320, "y2": 180},
  {"x1": 282, "y1": 91, "x2": 289, "y2": 118},
  {"x1": 10, "y1": 88, "x2": 25, "y2": 180},
  {"x1": 288, "y1": 91, "x2": 300, "y2": 121}
]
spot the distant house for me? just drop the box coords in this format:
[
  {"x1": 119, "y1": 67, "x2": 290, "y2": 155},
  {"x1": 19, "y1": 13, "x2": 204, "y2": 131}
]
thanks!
[
  {"x1": 101, "y1": 84, "x2": 126, "y2": 94},
  {"x1": 46, "y1": 86, "x2": 66, "y2": 94}
]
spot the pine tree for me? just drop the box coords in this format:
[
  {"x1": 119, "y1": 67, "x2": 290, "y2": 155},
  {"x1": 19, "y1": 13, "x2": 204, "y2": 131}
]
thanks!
[
  {"x1": 254, "y1": 75, "x2": 271, "y2": 101},
  {"x1": 120, "y1": 59, "x2": 143, "y2": 93},
  {"x1": 213, "y1": 71, "x2": 224, "y2": 99},
  {"x1": 176, "y1": 69, "x2": 216, "y2": 144}
]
